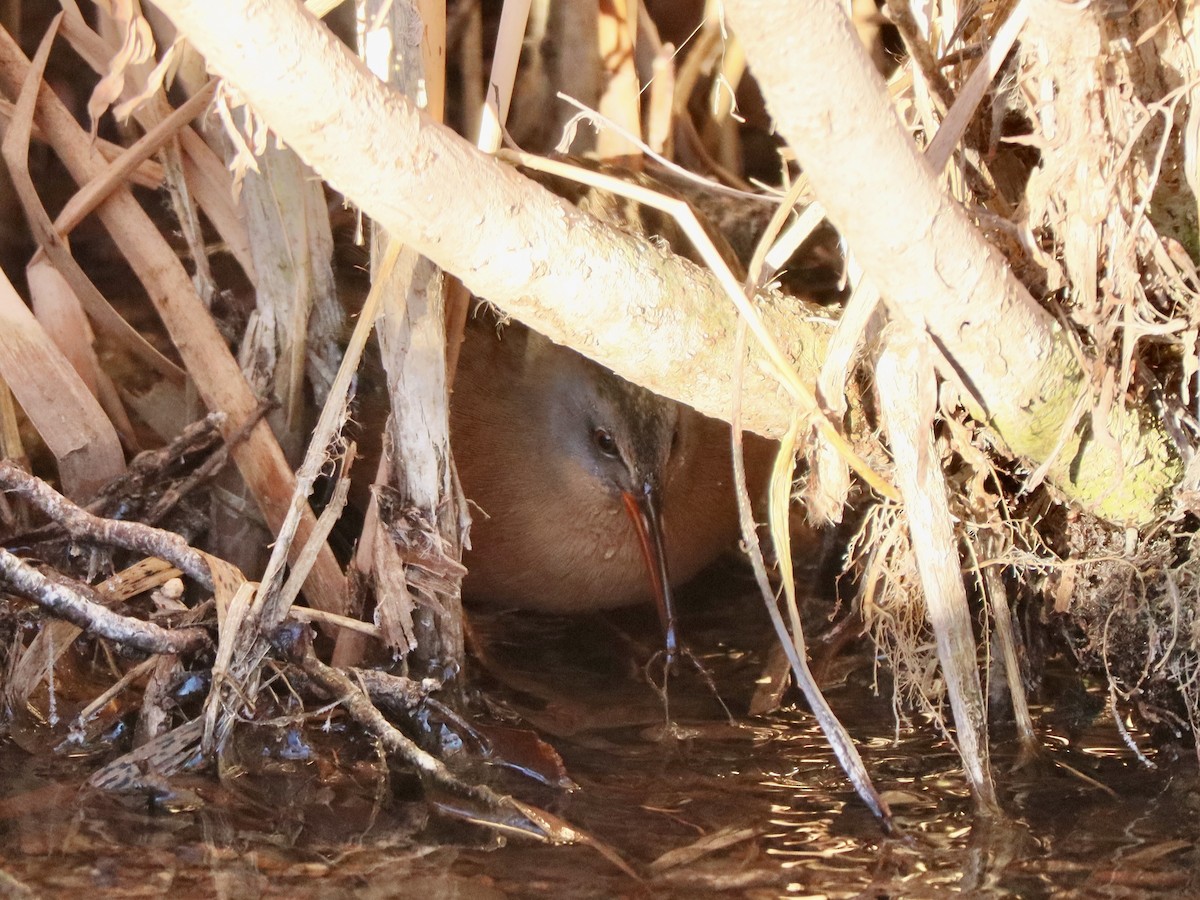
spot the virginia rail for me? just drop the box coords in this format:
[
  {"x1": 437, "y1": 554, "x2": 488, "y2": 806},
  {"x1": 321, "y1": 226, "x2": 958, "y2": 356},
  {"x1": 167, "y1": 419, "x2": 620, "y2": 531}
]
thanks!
[
  {"x1": 355, "y1": 163, "x2": 768, "y2": 656},
  {"x1": 449, "y1": 310, "x2": 756, "y2": 660}
]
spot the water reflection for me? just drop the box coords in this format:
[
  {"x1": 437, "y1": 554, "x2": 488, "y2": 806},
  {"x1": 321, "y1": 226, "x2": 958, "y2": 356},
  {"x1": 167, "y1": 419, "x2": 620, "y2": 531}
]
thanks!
[{"x1": 2, "y1": 589, "x2": 1199, "y2": 897}]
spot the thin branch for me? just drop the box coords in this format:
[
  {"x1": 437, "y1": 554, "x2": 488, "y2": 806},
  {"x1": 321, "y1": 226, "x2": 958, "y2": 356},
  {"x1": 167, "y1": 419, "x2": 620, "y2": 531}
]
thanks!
[
  {"x1": 0, "y1": 548, "x2": 207, "y2": 655},
  {"x1": 0, "y1": 461, "x2": 215, "y2": 590}
]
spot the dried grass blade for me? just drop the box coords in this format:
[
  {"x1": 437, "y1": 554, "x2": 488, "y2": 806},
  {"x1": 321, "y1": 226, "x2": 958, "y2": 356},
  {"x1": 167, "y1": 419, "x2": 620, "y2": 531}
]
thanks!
[{"x1": 0, "y1": 273, "x2": 124, "y2": 499}]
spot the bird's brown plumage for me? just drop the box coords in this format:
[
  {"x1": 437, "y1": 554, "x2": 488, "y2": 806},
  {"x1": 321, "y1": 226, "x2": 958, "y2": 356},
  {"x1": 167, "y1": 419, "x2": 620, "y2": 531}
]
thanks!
[{"x1": 449, "y1": 311, "x2": 763, "y2": 615}]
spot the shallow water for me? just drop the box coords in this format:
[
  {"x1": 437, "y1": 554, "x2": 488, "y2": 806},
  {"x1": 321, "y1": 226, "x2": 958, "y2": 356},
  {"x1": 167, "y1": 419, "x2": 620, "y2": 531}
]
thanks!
[{"x1": 1, "y1": 585, "x2": 1198, "y2": 898}]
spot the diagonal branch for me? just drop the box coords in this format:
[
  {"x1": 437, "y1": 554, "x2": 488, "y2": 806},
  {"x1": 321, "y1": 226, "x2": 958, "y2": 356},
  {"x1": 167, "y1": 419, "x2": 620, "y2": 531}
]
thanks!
[{"x1": 136, "y1": 0, "x2": 829, "y2": 443}]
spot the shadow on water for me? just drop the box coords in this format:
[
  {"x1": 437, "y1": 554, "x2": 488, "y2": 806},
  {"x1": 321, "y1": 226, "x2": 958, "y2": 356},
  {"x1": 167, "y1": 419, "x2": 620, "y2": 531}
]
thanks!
[{"x1": 2, "y1": 572, "x2": 1198, "y2": 898}]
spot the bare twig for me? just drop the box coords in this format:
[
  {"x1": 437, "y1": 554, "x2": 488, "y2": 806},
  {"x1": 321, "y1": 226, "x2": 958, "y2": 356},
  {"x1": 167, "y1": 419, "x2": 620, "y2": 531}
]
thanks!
[
  {"x1": 0, "y1": 461, "x2": 215, "y2": 590},
  {"x1": 0, "y1": 548, "x2": 207, "y2": 655}
]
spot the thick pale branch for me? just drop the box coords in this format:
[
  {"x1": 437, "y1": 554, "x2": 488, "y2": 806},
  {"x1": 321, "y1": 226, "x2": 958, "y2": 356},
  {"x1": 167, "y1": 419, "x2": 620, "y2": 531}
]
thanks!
[
  {"x1": 722, "y1": 0, "x2": 1182, "y2": 525},
  {"x1": 145, "y1": 0, "x2": 820, "y2": 440}
]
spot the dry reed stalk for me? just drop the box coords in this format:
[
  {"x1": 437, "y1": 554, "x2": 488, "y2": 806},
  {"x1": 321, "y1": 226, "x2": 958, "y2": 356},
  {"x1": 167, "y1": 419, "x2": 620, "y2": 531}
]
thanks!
[
  {"x1": 0, "y1": 268, "x2": 124, "y2": 499},
  {"x1": 596, "y1": 0, "x2": 641, "y2": 162},
  {"x1": 477, "y1": 0, "x2": 531, "y2": 151},
  {"x1": 877, "y1": 330, "x2": 999, "y2": 814},
  {"x1": 336, "y1": 0, "x2": 463, "y2": 669}
]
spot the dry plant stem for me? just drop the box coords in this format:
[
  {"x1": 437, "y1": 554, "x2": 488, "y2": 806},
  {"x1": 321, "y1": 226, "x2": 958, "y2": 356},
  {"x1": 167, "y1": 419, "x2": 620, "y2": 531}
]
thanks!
[
  {"x1": 77, "y1": 655, "x2": 156, "y2": 726},
  {"x1": 0, "y1": 267, "x2": 124, "y2": 500},
  {"x1": 0, "y1": 25, "x2": 349, "y2": 616},
  {"x1": 645, "y1": 45, "x2": 674, "y2": 156},
  {"x1": 554, "y1": 94, "x2": 774, "y2": 208},
  {"x1": 924, "y1": 1, "x2": 1030, "y2": 170},
  {"x1": 877, "y1": 331, "x2": 999, "y2": 814},
  {"x1": 807, "y1": 1, "x2": 1026, "y2": 524},
  {"x1": 981, "y1": 564, "x2": 1039, "y2": 761},
  {"x1": 135, "y1": 652, "x2": 181, "y2": 744},
  {"x1": 722, "y1": 0, "x2": 1181, "y2": 526},
  {"x1": 143, "y1": 0, "x2": 827, "y2": 442},
  {"x1": 883, "y1": 0, "x2": 954, "y2": 112},
  {"x1": 0, "y1": 460, "x2": 215, "y2": 589},
  {"x1": 0, "y1": 95, "x2": 163, "y2": 187},
  {"x1": 414, "y1": 0, "x2": 446, "y2": 121},
  {"x1": 353, "y1": 245, "x2": 460, "y2": 658},
  {"x1": 236, "y1": 132, "x2": 341, "y2": 457},
  {"x1": 289, "y1": 606, "x2": 381, "y2": 638},
  {"x1": 51, "y1": 78, "x2": 218, "y2": 236},
  {"x1": 0, "y1": 548, "x2": 206, "y2": 655},
  {"x1": 730, "y1": 318, "x2": 893, "y2": 831},
  {"x1": 477, "y1": 0, "x2": 531, "y2": 151},
  {"x1": 339, "y1": 0, "x2": 463, "y2": 668},
  {"x1": 595, "y1": 0, "x2": 641, "y2": 162},
  {"x1": 252, "y1": 241, "x2": 401, "y2": 655},
  {"x1": 174, "y1": 127, "x2": 256, "y2": 283},
  {"x1": 704, "y1": 33, "x2": 745, "y2": 173}
]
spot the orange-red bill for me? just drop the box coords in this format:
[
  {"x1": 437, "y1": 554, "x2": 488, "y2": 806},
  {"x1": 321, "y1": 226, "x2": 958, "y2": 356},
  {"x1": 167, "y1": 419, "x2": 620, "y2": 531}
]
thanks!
[{"x1": 621, "y1": 483, "x2": 677, "y2": 664}]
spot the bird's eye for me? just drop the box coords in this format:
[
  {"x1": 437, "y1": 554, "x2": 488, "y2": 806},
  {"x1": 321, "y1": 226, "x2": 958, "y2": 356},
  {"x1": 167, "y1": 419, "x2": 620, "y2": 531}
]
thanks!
[{"x1": 593, "y1": 428, "x2": 619, "y2": 458}]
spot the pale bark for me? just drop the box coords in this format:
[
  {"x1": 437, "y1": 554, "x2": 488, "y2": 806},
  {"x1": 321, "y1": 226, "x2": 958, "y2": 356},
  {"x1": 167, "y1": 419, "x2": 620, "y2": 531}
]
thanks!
[
  {"x1": 878, "y1": 332, "x2": 998, "y2": 813},
  {"x1": 722, "y1": 0, "x2": 1182, "y2": 526},
  {"x1": 141, "y1": 0, "x2": 813, "y2": 442}
]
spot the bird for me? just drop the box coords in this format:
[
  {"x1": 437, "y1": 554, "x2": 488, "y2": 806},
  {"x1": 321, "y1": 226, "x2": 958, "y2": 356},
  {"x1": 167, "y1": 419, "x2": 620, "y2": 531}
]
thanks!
[
  {"x1": 350, "y1": 160, "x2": 775, "y2": 658},
  {"x1": 449, "y1": 309, "x2": 764, "y2": 661}
]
